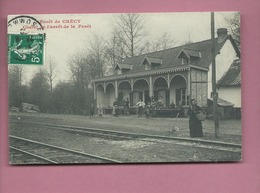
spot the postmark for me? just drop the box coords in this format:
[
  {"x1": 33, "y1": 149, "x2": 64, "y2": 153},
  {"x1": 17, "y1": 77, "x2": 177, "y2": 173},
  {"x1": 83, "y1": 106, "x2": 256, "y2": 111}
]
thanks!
[
  {"x1": 8, "y1": 15, "x2": 44, "y2": 34},
  {"x1": 8, "y1": 15, "x2": 45, "y2": 65}
]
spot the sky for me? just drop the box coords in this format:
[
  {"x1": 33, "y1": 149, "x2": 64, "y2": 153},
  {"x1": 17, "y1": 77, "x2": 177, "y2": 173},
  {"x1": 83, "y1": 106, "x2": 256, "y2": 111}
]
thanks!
[{"x1": 8, "y1": 12, "x2": 238, "y2": 85}]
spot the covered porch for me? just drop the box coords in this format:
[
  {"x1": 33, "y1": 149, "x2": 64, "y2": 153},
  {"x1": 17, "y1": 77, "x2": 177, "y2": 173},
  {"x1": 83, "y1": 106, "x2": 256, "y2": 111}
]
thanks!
[{"x1": 93, "y1": 65, "x2": 208, "y2": 115}]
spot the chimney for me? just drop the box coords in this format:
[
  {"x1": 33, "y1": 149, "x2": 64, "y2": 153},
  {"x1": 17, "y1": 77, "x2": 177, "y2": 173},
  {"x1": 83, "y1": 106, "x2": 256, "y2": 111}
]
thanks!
[{"x1": 217, "y1": 28, "x2": 228, "y2": 43}]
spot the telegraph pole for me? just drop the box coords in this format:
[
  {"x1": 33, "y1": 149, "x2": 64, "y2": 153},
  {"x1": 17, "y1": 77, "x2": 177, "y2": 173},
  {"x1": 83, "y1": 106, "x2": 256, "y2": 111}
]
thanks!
[{"x1": 211, "y1": 12, "x2": 220, "y2": 138}]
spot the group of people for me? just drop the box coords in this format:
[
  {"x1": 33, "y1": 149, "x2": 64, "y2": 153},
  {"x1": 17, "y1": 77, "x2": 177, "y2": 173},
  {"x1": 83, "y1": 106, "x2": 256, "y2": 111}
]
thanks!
[
  {"x1": 89, "y1": 103, "x2": 104, "y2": 119},
  {"x1": 89, "y1": 98, "x2": 205, "y2": 138},
  {"x1": 136, "y1": 98, "x2": 204, "y2": 137},
  {"x1": 112, "y1": 97, "x2": 130, "y2": 117}
]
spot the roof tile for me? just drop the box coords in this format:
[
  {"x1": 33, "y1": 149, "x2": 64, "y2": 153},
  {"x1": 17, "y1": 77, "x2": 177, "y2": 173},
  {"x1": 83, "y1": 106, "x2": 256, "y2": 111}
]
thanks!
[
  {"x1": 217, "y1": 59, "x2": 241, "y2": 86},
  {"x1": 121, "y1": 37, "x2": 228, "y2": 73}
]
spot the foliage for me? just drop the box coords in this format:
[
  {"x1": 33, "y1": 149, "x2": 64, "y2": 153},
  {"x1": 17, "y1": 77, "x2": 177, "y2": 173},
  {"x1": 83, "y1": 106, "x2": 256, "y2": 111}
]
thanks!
[
  {"x1": 224, "y1": 12, "x2": 240, "y2": 46},
  {"x1": 8, "y1": 65, "x2": 24, "y2": 109},
  {"x1": 52, "y1": 82, "x2": 74, "y2": 114},
  {"x1": 29, "y1": 69, "x2": 50, "y2": 112}
]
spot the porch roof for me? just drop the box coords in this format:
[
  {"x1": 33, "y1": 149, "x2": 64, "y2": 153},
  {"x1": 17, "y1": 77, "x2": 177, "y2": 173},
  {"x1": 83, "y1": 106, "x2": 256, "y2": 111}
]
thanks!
[
  {"x1": 93, "y1": 65, "x2": 188, "y2": 82},
  {"x1": 208, "y1": 97, "x2": 234, "y2": 107},
  {"x1": 93, "y1": 65, "x2": 208, "y2": 82}
]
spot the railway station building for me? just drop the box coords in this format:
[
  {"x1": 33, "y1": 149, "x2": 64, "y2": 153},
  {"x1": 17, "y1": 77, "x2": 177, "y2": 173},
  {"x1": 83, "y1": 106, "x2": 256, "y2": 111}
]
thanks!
[{"x1": 92, "y1": 28, "x2": 240, "y2": 114}]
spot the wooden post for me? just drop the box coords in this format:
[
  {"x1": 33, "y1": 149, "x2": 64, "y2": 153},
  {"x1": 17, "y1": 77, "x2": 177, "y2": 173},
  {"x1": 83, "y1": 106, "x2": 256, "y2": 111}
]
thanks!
[
  {"x1": 211, "y1": 12, "x2": 220, "y2": 138},
  {"x1": 93, "y1": 82, "x2": 97, "y2": 115},
  {"x1": 149, "y1": 75, "x2": 153, "y2": 98},
  {"x1": 115, "y1": 80, "x2": 118, "y2": 99}
]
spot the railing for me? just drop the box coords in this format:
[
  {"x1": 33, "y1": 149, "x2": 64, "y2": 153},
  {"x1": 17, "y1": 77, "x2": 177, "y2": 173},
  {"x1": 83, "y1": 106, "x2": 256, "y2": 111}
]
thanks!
[{"x1": 102, "y1": 106, "x2": 186, "y2": 118}]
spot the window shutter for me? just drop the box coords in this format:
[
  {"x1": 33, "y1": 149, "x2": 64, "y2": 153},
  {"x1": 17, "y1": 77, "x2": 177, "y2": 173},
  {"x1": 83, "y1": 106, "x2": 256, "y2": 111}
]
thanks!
[
  {"x1": 176, "y1": 89, "x2": 181, "y2": 105},
  {"x1": 154, "y1": 91, "x2": 158, "y2": 101},
  {"x1": 166, "y1": 89, "x2": 170, "y2": 107}
]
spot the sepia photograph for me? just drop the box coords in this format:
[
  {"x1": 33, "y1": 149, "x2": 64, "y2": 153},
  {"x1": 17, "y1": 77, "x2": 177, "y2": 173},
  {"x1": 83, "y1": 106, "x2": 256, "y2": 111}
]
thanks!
[{"x1": 8, "y1": 12, "x2": 241, "y2": 164}]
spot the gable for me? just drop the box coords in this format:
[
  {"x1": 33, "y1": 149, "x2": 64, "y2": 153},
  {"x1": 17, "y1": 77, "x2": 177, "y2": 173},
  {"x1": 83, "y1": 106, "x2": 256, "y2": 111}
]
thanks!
[
  {"x1": 141, "y1": 56, "x2": 162, "y2": 70},
  {"x1": 113, "y1": 63, "x2": 132, "y2": 71},
  {"x1": 215, "y1": 39, "x2": 240, "y2": 81},
  {"x1": 177, "y1": 48, "x2": 202, "y2": 59}
]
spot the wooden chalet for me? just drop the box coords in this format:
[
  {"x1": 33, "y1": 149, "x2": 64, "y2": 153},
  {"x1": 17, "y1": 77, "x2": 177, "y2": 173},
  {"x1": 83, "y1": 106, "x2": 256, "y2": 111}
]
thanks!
[{"x1": 92, "y1": 28, "x2": 240, "y2": 115}]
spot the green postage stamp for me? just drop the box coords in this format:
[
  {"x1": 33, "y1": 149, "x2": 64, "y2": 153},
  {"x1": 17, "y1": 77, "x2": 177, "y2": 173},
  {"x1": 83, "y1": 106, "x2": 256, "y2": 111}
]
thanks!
[{"x1": 8, "y1": 34, "x2": 45, "y2": 65}]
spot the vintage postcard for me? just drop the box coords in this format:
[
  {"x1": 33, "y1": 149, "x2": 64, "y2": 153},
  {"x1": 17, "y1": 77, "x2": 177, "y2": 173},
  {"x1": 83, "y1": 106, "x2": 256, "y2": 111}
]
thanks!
[{"x1": 8, "y1": 12, "x2": 241, "y2": 164}]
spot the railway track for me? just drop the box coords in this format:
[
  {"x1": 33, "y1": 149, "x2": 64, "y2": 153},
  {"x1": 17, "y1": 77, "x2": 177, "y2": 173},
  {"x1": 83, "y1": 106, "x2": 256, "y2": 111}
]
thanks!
[
  {"x1": 10, "y1": 120, "x2": 242, "y2": 153},
  {"x1": 9, "y1": 135, "x2": 121, "y2": 164}
]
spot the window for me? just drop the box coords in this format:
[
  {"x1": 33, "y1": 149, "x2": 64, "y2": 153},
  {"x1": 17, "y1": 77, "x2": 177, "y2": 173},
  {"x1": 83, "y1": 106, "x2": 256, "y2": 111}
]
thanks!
[
  {"x1": 145, "y1": 64, "x2": 151, "y2": 70},
  {"x1": 117, "y1": 69, "x2": 122, "y2": 75},
  {"x1": 181, "y1": 57, "x2": 189, "y2": 65},
  {"x1": 176, "y1": 88, "x2": 189, "y2": 106},
  {"x1": 181, "y1": 89, "x2": 186, "y2": 103},
  {"x1": 181, "y1": 89, "x2": 190, "y2": 106},
  {"x1": 133, "y1": 92, "x2": 140, "y2": 106}
]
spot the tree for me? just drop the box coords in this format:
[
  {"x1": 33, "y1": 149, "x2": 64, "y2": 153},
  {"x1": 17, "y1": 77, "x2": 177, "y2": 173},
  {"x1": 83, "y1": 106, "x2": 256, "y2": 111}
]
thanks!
[
  {"x1": 68, "y1": 51, "x2": 88, "y2": 86},
  {"x1": 45, "y1": 56, "x2": 57, "y2": 93},
  {"x1": 42, "y1": 56, "x2": 57, "y2": 113},
  {"x1": 143, "y1": 32, "x2": 177, "y2": 53},
  {"x1": 88, "y1": 34, "x2": 107, "y2": 78},
  {"x1": 67, "y1": 37, "x2": 107, "y2": 114},
  {"x1": 159, "y1": 32, "x2": 177, "y2": 50},
  {"x1": 29, "y1": 68, "x2": 50, "y2": 112},
  {"x1": 105, "y1": 31, "x2": 124, "y2": 73},
  {"x1": 8, "y1": 65, "x2": 24, "y2": 109},
  {"x1": 67, "y1": 33, "x2": 109, "y2": 114},
  {"x1": 52, "y1": 81, "x2": 74, "y2": 114},
  {"x1": 113, "y1": 13, "x2": 147, "y2": 57},
  {"x1": 67, "y1": 51, "x2": 88, "y2": 114},
  {"x1": 224, "y1": 12, "x2": 240, "y2": 46}
]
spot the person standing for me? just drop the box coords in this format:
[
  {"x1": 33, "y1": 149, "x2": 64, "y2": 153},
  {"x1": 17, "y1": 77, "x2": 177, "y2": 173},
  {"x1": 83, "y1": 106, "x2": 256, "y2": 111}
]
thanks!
[
  {"x1": 113, "y1": 98, "x2": 119, "y2": 117},
  {"x1": 124, "y1": 97, "x2": 130, "y2": 116},
  {"x1": 90, "y1": 103, "x2": 95, "y2": 119},
  {"x1": 98, "y1": 104, "x2": 103, "y2": 117},
  {"x1": 144, "y1": 102, "x2": 152, "y2": 118},
  {"x1": 177, "y1": 100, "x2": 184, "y2": 117},
  {"x1": 157, "y1": 96, "x2": 164, "y2": 108},
  {"x1": 187, "y1": 99, "x2": 204, "y2": 137},
  {"x1": 136, "y1": 99, "x2": 145, "y2": 117},
  {"x1": 169, "y1": 100, "x2": 175, "y2": 109}
]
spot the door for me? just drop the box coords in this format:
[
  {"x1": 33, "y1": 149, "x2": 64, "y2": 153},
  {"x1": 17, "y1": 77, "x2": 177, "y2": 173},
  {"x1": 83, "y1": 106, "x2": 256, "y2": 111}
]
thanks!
[
  {"x1": 118, "y1": 92, "x2": 123, "y2": 106},
  {"x1": 176, "y1": 88, "x2": 181, "y2": 105},
  {"x1": 176, "y1": 88, "x2": 187, "y2": 105},
  {"x1": 144, "y1": 90, "x2": 150, "y2": 104}
]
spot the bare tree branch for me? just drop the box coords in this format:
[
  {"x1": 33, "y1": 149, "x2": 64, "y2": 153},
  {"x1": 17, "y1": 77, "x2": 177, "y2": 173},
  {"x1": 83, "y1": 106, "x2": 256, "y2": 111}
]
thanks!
[
  {"x1": 113, "y1": 13, "x2": 147, "y2": 57},
  {"x1": 224, "y1": 12, "x2": 240, "y2": 46},
  {"x1": 45, "y1": 56, "x2": 57, "y2": 93}
]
